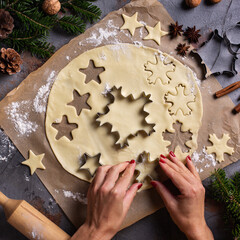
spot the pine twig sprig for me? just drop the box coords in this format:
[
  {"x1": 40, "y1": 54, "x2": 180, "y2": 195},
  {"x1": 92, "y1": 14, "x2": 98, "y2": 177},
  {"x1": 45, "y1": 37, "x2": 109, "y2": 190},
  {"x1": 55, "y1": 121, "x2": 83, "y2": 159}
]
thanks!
[
  {"x1": 57, "y1": 15, "x2": 85, "y2": 34},
  {"x1": 211, "y1": 169, "x2": 240, "y2": 239},
  {"x1": 61, "y1": 0, "x2": 101, "y2": 23}
]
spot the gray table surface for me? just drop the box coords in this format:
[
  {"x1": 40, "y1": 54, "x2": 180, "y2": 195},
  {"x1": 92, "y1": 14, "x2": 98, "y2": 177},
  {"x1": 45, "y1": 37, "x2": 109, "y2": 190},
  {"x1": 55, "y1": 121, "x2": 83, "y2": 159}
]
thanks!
[{"x1": 0, "y1": 0, "x2": 240, "y2": 239}]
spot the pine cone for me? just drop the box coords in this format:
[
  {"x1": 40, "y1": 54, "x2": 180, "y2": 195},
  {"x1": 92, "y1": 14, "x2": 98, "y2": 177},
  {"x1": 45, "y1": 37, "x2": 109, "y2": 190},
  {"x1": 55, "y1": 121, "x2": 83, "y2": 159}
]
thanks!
[
  {"x1": 0, "y1": 9, "x2": 14, "y2": 39},
  {"x1": 0, "y1": 48, "x2": 23, "y2": 75}
]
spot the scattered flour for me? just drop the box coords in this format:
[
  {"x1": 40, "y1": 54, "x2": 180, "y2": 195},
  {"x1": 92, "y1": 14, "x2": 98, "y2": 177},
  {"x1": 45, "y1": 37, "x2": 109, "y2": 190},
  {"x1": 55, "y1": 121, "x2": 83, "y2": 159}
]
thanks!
[
  {"x1": 6, "y1": 101, "x2": 38, "y2": 136},
  {"x1": 79, "y1": 19, "x2": 131, "y2": 47},
  {"x1": 0, "y1": 129, "x2": 16, "y2": 162},
  {"x1": 31, "y1": 228, "x2": 43, "y2": 240},
  {"x1": 63, "y1": 190, "x2": 88, "y2": 205},
  {"x1": 102, "y1": 83, "x2": 112, "y2": 96},
  {"x1": 33, "y1": 71, "x2": 56, "y2": 113},
  {"x1": 133, "y1": 41, "x2": 144, "y2": 47},
  {"x1": 24, "y1": 172, "x2": 30, "y2": 182},
  {"x1": 192, "y1": 146, "x2": 217, "y2": 173}
]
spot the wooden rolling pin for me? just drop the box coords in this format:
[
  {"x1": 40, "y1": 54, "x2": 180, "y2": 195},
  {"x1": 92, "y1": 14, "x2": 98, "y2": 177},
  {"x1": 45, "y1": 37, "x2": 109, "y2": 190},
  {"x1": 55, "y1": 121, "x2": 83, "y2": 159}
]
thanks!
[{"x1": 0, "y1": 191, "x2": 71, "y2": 240}]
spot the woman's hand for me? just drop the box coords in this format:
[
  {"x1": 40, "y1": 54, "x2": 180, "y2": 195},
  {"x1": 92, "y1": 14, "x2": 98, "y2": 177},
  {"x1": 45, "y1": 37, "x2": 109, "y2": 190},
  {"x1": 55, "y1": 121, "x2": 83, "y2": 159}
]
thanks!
[
  {"x1": 71, "y1": 160, "x2": 142, "y2": 240},
  {"x1": 151, "y1": 152, "x2": 214, "y2": 240}
]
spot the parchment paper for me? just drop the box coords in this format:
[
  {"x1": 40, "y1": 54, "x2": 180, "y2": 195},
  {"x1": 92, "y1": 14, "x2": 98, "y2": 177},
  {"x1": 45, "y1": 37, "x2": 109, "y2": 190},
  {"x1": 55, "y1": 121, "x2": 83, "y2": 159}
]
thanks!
[{"x1": 0, "y1": 0, "x2": 239, "y2": 230}]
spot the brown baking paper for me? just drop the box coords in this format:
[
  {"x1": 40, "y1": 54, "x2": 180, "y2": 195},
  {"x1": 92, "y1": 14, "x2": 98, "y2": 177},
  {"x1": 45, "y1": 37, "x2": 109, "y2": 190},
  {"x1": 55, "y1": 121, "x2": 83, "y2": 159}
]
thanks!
[{"x1": 0, "y1": 0, "x2": 239, "y2": 230}]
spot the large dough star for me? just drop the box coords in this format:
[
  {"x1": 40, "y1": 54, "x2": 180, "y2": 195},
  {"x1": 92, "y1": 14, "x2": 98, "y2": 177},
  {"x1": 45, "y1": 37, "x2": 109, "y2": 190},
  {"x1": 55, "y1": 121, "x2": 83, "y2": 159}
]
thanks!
[
  {"x1": 120, "y1": 12, "x2": 143, "y2": 36},
  {"x1": 22, "y1": 150, "x2": 45, "y2": 175},
  {"x1": 144, "y1": 22, "x2": 168, "y2": 45}
]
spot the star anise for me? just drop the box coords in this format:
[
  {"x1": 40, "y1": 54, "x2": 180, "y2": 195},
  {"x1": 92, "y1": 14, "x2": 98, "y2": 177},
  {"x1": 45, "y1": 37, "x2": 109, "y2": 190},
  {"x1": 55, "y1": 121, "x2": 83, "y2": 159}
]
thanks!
[
  {"x1": 184, "y1": 26, "x2": 201, "y2": 43},
  {"x1": 176, "y1": 43, "x2": 190, "y2": 57},
  {"x1": 169, "y1": 21, "x2": 184, "y2": 38}
]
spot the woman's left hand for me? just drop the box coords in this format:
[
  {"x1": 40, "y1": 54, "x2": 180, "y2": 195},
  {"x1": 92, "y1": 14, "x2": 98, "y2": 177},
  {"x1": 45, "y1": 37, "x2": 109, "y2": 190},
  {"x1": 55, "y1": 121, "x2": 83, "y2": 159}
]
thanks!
[{"x1": 71, "y1": 160, "x2": 142, "y2": 240}]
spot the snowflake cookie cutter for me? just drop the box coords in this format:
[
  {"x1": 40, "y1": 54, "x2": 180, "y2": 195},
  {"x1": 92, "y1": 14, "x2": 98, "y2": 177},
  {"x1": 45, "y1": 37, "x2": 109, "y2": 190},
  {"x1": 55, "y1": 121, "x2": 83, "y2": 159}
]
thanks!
[{"x1": 96, "y1": 87, "x2": 154, "y2": 148}]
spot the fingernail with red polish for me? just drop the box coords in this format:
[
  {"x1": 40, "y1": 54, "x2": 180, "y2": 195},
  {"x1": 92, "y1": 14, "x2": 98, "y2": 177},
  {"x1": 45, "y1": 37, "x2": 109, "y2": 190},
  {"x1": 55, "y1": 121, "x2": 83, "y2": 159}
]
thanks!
[
  {"x1": 130, "y1": 159, "x2": 135, "y2": 164},
  {"x1": 138, "y1": 183, "x2": 143, "y2": 190},
  {"x1": 159, "y1": 158, "x2": 165, "y2": 164},
  {"x1": 151, "y1": 181, "x2": 157, "y2": 188},
  {"x1": 187, "y1": 155, "x2": 191, "y2": 161},
  {"x1": 160, "y1": 154, "x2": 166, "y2": 159},
  {"x1": 170, "y1": 151, "x2": 175, "y2": 157}
]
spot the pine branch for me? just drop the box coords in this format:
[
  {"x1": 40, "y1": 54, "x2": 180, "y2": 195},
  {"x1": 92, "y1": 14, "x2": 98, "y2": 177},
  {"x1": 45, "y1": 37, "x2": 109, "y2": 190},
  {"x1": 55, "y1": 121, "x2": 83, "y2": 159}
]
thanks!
[
  {"x1": 61, "y1": 0, "x2": 101, "y2": 22},
  {"x1": 211, "y1": 169, "x2": 240, "y2": 239},
  {"x1": 1, "y1": 0, "x2": 102, "y2": 58},
  {"x1": 57, "y1": 15, "x2": 85, "y2": 34}
]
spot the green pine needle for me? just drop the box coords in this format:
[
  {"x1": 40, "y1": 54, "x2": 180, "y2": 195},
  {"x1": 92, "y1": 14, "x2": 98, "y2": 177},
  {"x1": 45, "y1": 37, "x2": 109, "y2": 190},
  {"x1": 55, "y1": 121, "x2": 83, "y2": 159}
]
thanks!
[
  {"x1": 57, "y1": 15, "x2": 85, "y2": 34},
  {"x1": 61, "y1": 0, "x2": 102, "y2": 23}
]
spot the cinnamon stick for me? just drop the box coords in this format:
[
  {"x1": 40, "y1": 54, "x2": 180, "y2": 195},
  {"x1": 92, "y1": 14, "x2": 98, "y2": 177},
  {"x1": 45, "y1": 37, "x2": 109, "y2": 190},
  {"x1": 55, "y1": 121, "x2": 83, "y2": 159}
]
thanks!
[
  {"x1": 233, "y1": 103, "x2": 240, "y2": 114},
  {"x1": 215, "y1": 81, "x2": 240, "y2": 98}
]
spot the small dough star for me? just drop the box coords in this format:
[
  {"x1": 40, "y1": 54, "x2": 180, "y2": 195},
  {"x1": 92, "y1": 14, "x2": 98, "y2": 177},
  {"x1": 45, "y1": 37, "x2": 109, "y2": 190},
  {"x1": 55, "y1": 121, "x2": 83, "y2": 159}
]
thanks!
[
  {"x1": 22, "y1": 150, "x2": 45, "y2": 175},
  {"x1": 144, "y1": 22, "x2": 168, "y2": 45},
  {"x1": 120, "y1": 12, "x2": 144, "y2": 36}
]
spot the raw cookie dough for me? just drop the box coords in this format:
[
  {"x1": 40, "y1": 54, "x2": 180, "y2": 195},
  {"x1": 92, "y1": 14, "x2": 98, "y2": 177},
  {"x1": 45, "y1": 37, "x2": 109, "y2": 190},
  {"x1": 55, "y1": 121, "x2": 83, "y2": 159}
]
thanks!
[
  {"x1": 22, "y1": 150, "x2": 45, "y2": 175},
  {"x1": 120, "y1": 12, "x2": 143, "y2": 36},
  {"x1": 144, "y1": 22, "x2": 168, "y2": 45},
  {"x1": 46, "y1": 43, "x2": 203, "y2": 190},
  {"x1": 206, "y1": 133, "x2": 234, "y2": 162}
]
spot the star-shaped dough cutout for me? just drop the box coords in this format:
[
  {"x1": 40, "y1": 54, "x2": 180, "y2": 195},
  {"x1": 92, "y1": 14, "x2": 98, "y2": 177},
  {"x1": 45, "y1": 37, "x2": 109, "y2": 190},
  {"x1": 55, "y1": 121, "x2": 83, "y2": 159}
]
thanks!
[
  {"x1": 206, "y1": 134, "x2": 234, "y2": 163},
  {"x1": 120, "y1": 12, "x2": 144, "y2": 36},
  {"x1": 67, "y1": 90, "x2": 91, "y2": 116},
  {"x1": 144, "y1": 22, "x2": 168, "y2": 45},
  {"x1": 80, "y1": 154, "x2": 101, "y2": 176},
  {"x1": 52, "y1": 115, "x2": 78, "y2": 141},
  {"x1": 22, "y1": 150, "x2": 45, "y2": 175},
  {"x1": 79, "y1": 60, "x2": 105, "y2": 84}
]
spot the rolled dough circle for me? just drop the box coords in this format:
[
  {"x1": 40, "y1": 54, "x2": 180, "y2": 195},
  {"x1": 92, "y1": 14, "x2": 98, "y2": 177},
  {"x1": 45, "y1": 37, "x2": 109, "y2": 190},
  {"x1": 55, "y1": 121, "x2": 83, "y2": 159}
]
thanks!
[{"x1": 46, "y1": 44, "x2": 203, "y2": 187}]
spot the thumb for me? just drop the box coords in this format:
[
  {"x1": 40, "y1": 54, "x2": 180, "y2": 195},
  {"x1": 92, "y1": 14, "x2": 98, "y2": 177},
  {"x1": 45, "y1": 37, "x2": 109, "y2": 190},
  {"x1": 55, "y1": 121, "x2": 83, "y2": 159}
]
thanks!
[
  {"x1": 151, "y1": 181, "x2": 176, "y2": 209},
  {"x1": 123, "y1": 183, "x2": 142, "y2": 215}
]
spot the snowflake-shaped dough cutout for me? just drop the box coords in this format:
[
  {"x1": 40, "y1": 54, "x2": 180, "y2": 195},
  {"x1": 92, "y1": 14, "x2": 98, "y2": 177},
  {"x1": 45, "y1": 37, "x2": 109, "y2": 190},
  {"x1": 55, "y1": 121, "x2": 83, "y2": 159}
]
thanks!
[
  {"x1": 206, "y1": 134, "x2": 234, "y2": 163},
  {"x1": 144, "y1": 55, "x2": 175, "y2": 85},
  {"x1": 165, "y1": 85, "x2": 195, "y2": 115},
  {"x1": 97, "y1": 89, "x2": 153, "y2": 146}
]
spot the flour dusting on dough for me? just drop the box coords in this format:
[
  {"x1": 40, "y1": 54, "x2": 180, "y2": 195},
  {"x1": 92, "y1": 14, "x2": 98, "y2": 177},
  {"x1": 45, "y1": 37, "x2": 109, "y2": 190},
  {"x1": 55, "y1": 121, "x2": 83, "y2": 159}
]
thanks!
[
  {"x1": 6, "y1": 101, "x2": 38, "y2": 136},
  {"x1": 102, "y1": 83, "x2": 112, "y2": 96},
  {"x1": 63, "y1": 190, "x2": 88, "y2": 205},
  {"x1": 0, "y1": 129, "x2": 16, "y2": 162},
  {"x1": 33, "y1": 71, "x2": 56, "y2": 113}
]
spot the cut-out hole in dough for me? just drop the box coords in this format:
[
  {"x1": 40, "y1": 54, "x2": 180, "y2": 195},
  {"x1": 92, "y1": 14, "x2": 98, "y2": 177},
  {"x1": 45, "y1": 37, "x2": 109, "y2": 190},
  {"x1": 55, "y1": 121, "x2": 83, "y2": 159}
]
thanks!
[
  {"x1": 144, "y1": 55, "x2": 175, "y2": 85},
  {"x1": 162, "y1": 121, "x2": 192, "y2": 153},
  {"x1": 165, "y1": 84, "x2": 195, "y2": 115},
  {"x1": 79, "y1": 153, "x2": 101, "y2": 177},
  {"x1": 79, "y1": 59, "x2": 105, "y2": 84},
  {"x1": 67, "y1": 90, "x2": 91, "y2": 116},
  {"x1": 52, "y1": 115, "x2": 78, "y2": 141},
  {"x1": 97, "y1": 88, "x2": 154, "y2": 147},
  {"x1": 135, "y1": 152, "x2": 159, "y2": 189}
]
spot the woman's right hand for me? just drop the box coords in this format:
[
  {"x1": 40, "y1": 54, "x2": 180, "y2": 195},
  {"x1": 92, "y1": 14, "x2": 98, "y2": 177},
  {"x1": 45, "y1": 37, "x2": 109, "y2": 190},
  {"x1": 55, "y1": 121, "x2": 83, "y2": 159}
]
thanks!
[{"x1": 151, "y1": 152, "x2": 214, "y2": 240}]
